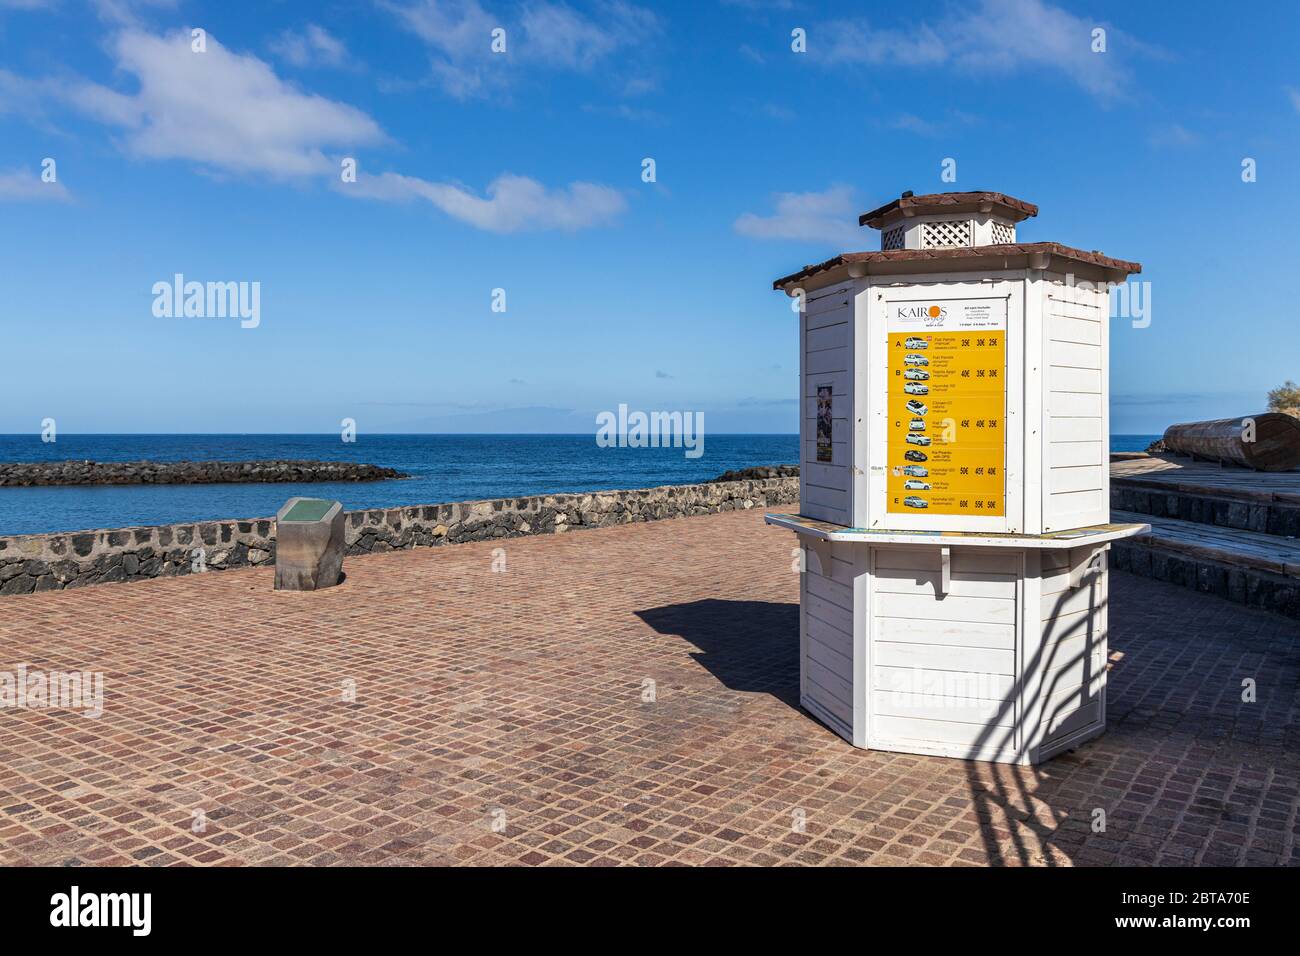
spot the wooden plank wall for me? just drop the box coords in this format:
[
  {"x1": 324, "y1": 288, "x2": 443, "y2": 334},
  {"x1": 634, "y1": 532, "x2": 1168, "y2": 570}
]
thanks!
[
  {"x1": 1043, "y1": 280, "x2": 1109, "y2": 531},
  {"x1": 801, "y1": 541, "x2": 858, "y2": 736},
  {"x1": 868, "y1": 547, "x2": 1020, "y2": 754},
  {"x1": 801, "y1": 285, "x2": 854, "y2": 525},
  {"x1": 1036, "y1": 550, "x2": 1106, "y2": 747}
]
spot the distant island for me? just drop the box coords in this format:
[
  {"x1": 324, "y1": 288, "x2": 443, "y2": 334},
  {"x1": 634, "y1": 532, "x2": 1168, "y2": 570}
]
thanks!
[{"x1": 0, "y1": 460, "x2": 409, "y2": 487}]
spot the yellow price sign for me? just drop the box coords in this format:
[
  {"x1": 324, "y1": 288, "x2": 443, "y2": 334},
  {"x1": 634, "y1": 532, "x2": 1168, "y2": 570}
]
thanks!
[{"x1": 885, "y1": 300, "x2": 1006, "y2": 517}]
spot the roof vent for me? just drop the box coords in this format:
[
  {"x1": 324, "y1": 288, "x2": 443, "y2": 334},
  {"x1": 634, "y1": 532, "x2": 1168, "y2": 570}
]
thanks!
[{"x1": 862, "y1": 191, "x2": 1035, "y2": 252}]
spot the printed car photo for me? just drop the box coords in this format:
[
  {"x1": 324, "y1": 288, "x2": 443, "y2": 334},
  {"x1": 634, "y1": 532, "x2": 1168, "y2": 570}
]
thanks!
[
  {"x1": 903, "y1": 479, "x2": 931, "y2": 491},
  {"x1": 908, "y1": 418, "x2": 926, "y2": 431},
  {"x1": 903, "y1": 450, "x2": 928, "y2": 462},
  {"x1": 904, "y1": 353, "x2": 929, "y2": 366},
  {"x1": 903, "y1": 496, "x2": 929, "y2": 509},
  {"x1": 904, "y1": 336, "x2": 928, "y2": 349},
  {"x1": 905, "y1": 399, "x2": 928, "y2": 415},
  {"x1": 901, "y1": 465, "x2": 928, "y2": 477},
  {"x1": 903, "y1": 368, "x2": 930, "y2": 380},
  {"x1": 903, "y1": 382, "x2": 929, "y2": 395},
  {"x1": 906, "y1": 434, "x2": 932, "y2": 446}
]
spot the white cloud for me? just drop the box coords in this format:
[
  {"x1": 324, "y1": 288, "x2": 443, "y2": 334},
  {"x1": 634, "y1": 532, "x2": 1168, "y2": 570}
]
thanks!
[
  {"x1": 270, "y1": 24, "x2": 352, "y2": 69},
  {"x1": 1287, "y1": 86, "x2": 1300, "y2": 113},
  {"x1": 733, "y1": 185, "x2": 861, "y2": 245},
  {"x1": 819, "y1": 0, "x2": 1150, "y2": 99},
  {"x1": 61, "y1": 29, "x2": 384, "y2": 177},
  {"x1": 347, "y1": 170, "x2": 626, "y2": 232},
  {"x1": 0, "y1": 167, "x2": 71, "y2": 202}
]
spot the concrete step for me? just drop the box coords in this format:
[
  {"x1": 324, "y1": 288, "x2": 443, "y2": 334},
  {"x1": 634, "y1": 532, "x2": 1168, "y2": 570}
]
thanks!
[
  {"x1": 1110, "y1": 509, "x2": 1300, "y2": 620},
  {"x1": 1110, "y1": 454, "x2": 1300, "y2": 538},
  {"x1": 1111, "y1": 479, "x2": 1300, "y2": 538}
]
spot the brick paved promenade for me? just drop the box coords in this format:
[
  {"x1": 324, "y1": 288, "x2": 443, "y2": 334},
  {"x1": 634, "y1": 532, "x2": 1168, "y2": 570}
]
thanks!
[{"x1": 1, "y1": 508, "x2": 1296, "y2": 866}]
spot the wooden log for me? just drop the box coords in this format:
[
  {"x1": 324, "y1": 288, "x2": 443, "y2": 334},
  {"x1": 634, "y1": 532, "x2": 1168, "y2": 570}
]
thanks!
[{"x1": 1162, "y1": 413, "x2": 1300, "y2": 472}]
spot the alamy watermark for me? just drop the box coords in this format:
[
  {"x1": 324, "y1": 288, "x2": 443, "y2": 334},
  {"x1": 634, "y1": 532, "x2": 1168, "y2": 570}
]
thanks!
[
  {"x1": 595, "y1": 404, "x2": 704, "y2": 459},
  {"x1": 0, "y1": 664, "x2": 103, "y2": 718},
  {"x1": 152, "y1": 273, "x2": 260, "y2": 329},
  {"x1": 1065, "y1": 273, "x2": 1151, "y2": 328}
]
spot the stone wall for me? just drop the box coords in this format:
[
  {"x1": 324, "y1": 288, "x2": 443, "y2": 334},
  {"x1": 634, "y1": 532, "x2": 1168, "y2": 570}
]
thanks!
[
  {"x1": 1111, "y1": 541, "x2": 1300, "y2": 620},
  {"x1": 0, "y1": 477, "x2": 799, "y2": 595}
]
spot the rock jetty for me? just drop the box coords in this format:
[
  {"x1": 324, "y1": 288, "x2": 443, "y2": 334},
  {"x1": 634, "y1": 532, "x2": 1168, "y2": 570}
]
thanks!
[
  {"x1": 708, "y1": 464, "x2": 798, "y2": 483},
  {"x1": 0, "y1": 460, "x2": 408, "y2": 487}
]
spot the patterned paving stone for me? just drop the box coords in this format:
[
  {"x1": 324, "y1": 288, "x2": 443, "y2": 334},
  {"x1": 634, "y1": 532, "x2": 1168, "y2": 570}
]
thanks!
[{"x1": 0, "y1": 508, "x2": 1296, "y2": 866}]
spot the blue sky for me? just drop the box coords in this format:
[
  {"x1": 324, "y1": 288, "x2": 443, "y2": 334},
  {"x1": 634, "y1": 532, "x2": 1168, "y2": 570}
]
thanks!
[{"x1": 1, "y1": 0, "x2": 1297, "y2": 434}]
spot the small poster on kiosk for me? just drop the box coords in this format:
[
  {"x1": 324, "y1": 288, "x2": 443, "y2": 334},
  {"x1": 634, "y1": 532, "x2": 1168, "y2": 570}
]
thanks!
[
  {"x1": 815, "y1": 385, "x2": 833, "y2": 462},
  {"x1": 886, "y1": 298, "x2": 1007, "y2": 517}
]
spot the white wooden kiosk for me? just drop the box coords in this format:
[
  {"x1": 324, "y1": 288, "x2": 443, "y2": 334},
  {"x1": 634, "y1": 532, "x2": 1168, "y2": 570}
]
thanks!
[{"x1": 767, "y1": 190, "x2": 1149, "y2": 764}]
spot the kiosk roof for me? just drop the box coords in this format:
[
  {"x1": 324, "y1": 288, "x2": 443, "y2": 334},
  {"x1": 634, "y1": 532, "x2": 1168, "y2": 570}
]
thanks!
[
  {"x1": 773, "y1": 241, "x2": 1142, "y2": 290},
  {"x1": 860, "y1": 190, "x2": 1039, "y2": 228}
]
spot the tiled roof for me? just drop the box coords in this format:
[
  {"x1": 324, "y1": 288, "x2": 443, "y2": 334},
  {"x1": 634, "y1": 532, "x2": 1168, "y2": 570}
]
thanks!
[
  {"x1": 773, "y1": 242, "x2": 1142, "y2": 289},
  {"x1": 860, "y1": 191, "x2": 1039, "y2": 228}
]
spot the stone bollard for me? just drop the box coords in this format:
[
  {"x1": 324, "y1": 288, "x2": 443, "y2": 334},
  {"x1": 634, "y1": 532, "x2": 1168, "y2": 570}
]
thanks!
[{"x1": 274, "y1": 498, "x2": 345, "y2": 591}]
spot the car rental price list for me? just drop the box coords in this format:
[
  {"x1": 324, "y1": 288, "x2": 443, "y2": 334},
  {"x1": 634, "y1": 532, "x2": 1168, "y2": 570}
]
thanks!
[{"x1": 886, "y1": 298, "x2": 1007, "y2": 517}]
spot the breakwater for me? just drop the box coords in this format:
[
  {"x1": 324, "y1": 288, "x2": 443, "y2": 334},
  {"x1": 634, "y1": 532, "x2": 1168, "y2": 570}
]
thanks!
[{"x1": 0, "y1": 460, "x2": 408, "y2": 487}]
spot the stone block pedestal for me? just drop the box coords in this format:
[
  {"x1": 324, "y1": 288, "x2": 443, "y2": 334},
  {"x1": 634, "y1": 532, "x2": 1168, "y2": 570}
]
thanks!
[{"x1": 274, "y1": 498, "x2": 345, "y2": 591}]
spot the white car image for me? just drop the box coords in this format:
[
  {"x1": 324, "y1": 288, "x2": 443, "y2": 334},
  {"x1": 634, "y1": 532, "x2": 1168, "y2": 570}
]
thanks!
[
  {"x1": 903, "y1": 369, "x2": 930, "y2": 381},
  {"x1": 903, "y1": 382, "x2": 929, "y2": 395},
  {"x1": 903, "y1": 479, "x2": 931, "y2": 491},
  {"x1": 903, "y1": 496, "x2": 929, "y2": 509},
  {"x1": 901, "y1": 465, "x2": 928, "y2": 477},
  {"x1": 908, "y1": 418, "x2": 926, "y2": 431},
  {"x1": 906, "y1": 434, "x2": 932, "y2": 446},
  {"x1": 905, "y1": 399, "x2": 928, "y2": 416},
  {"x1": 904, "y1": 354, "x2": 929, "y2": 366},
  {"x1": 904, "y1": 337, "x2": 928, "y2": 350}
]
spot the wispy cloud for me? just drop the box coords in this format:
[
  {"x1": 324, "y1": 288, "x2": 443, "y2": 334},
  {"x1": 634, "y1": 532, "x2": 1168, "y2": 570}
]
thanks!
[
  {"x1": 90, "y1": 0, "x2": 177, "y2": 26},
  {"x1": 380, "y1": 0, "x2": 659, "y2": 100},
  {"x1": 1147, "y1": 123, "x2": 1199, "y2": 148},
  {"x1": 818, "y1": 0, "x2": 1156, "y2": 99},
  {"x1": 734, "y1": 184, "x2": 861, "y2": 245},
  {"x1": 270, "y1": 24, "x2": 354, "y2": 70},
  {"x1": 1286, "y1": 86, "x2": 1300, "y2": 113},
  {"x1": 0, "y1": 167, "x2": 71, "y2": 202},
  {"x1": 882, "y1": 110, "x2": 981, "y2": 137},
  {"x1": 346, "y1": 170, "x2": 626, "y2": 233}
]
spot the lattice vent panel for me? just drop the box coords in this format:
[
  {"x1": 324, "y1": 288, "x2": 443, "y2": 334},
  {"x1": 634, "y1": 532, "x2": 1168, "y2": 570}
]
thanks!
[{"x1": 920, "y1": 219, "x2": 972, "y2": 248}]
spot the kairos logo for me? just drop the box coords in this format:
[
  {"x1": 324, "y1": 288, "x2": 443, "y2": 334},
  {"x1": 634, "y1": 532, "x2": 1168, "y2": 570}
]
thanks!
[{"x1": 897, "y1": 305, "x2": 946, "y2": 322}]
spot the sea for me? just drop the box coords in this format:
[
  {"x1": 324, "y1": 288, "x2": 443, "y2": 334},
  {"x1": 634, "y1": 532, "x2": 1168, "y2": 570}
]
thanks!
[{"x1": 0, "y1": 433, "x2": 1161, "y2": 536}]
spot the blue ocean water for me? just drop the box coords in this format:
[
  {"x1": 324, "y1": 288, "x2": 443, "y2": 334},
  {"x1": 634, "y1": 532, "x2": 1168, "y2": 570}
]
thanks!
[
  {"x1": 0, "y1": 434, "x2": 798, "y2": 535},
  {"x1": 0, "y1": 433, "x2": 1160, "y2": 536},
  {"x1": 1110, "y1": 434, "x2": 1161, "y2": 453}
]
